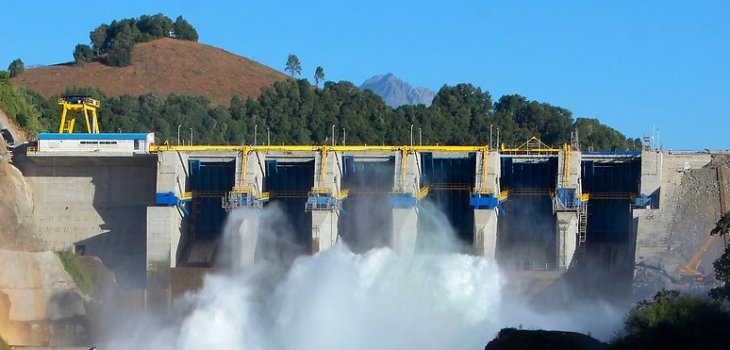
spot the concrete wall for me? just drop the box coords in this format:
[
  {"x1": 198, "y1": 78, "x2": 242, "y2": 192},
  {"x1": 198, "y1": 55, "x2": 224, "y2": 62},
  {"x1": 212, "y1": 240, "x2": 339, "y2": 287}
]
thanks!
[
  {"x1": 15, "y1": 156, "x2": 156, "y2": 289},
  {"x1": 153, "y1": 151, "x2": 189, "y2": 267},
  {"x1": 633, "y1": 152, "x2": 721, "y2": 298}
]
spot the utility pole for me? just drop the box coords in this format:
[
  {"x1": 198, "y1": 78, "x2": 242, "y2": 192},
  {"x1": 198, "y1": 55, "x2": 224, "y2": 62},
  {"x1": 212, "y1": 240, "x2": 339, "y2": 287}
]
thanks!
[
  {"x1": 342, "y1": 128, "x2": 346, "y2": 146},
  {"x1": 410, "y1": 124, "x2": 414, "y2": 147},
  {"x1": 254, "y1": 124, "x2": 258, "y2": 146},
  {"x1": 267, "y1": 127, "x2": 270, "y2": 146},
  {"x1": 331, "y1": 124, "x2": 335, "y2": 147},
  {"x1": 177, "y1": 125, "x2": 181, "y2": 146},
  {"x1": 190, "y1": 128, "x2": 193, "y2": 146},
  {"x1": 419, "y1": 127, "x2": 422, "y2": 146},
  {"x1": 489, "y1": 124, "x2": 493, "y2": 149},
  {"x1": 496, "y1": 128, "x2": 500, "y2": 149}
]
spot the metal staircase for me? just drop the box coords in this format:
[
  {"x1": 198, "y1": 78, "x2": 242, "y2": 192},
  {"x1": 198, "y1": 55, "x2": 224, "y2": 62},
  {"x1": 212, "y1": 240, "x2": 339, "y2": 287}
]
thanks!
[{"x1": 578, "y1": 203, "x2": 588, "y2": 246}]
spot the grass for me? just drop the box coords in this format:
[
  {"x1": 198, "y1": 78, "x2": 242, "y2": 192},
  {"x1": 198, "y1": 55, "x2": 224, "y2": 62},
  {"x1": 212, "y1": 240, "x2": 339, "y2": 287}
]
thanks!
[
  {"x1": 0, "y1": 333, "x2": 9, "y2": 350},
  {"x1": 57, "y1": 250, "x2": 95, "y2": 296}
]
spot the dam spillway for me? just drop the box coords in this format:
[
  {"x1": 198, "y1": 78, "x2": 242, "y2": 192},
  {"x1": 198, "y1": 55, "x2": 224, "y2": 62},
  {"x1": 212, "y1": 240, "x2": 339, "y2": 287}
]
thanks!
[{"x1": 16, "y1": 136, "x2": 724, "y2": 305}]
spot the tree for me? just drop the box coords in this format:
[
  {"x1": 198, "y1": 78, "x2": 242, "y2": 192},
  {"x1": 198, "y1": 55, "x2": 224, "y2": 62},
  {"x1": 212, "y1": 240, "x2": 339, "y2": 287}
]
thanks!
[
  {"x1": 173, "y1": 16, "x2": 199, "y2": 41},
  {"x1": 8, "y1": 59, "x2": 24, "y2": 78},
  {"x1": 612, "y1": 289, "x2": 730, "y2": 350},
  {"x1": 285, "y1": 54, "x2": 302, "y2": 77},
  {"x1": 90, "y1": 24, "x2": 108, "y2": 56},
  {"x1": 314, "y1": 66, "x2": 325, "y2": 87},
  {"x1": 137, "y1": 14, "x2": 174, "y2": 40},
  {"x1": 710, "y1": 211, "x2": 730, "y2": 300},
  {"x1": 73, "y1": 44, "x2": 94, "y2": 65},
  {"x1": 713, "y1": 210, "x2": 730, "y2": 235}
]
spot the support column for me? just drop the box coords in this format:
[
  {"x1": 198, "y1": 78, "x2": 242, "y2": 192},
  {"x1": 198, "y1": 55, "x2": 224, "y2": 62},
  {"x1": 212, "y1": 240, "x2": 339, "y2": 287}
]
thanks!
[
  {"x1": 309, "y1": 148, "x2": 343, "y2": 254},
  {"x1": 147, "y1": 151, "x2": 189, "y2": 311},
  {"x1": 474, "y1": 209, "x2": 498, "y2": 258},
  {"x1": 393, "y1": 207, "x2": 418, "y2": 255},
  {"x1": 391, "y1": 149, "x2": 421, "y2": 255},
  {"x1": 554, "y1": 146, "x2": 582, "y2": 270},
  {"x1": 229, "y1": 209, "x2": 260, "y2": 268},
  {"x1": 312, "y1": 210, "x2": 338, "y2": 253},
  {"x1": 472, "y1": 149, "x2": 501, "y2": 258},
  {"x1": 556, "y1": 212, "x2": 578, "y2": 269},
  {"x1": 226, "y1": 150, "x2": 268, "y2": 268},
  {"x1": 146, "y1": 206, "x2": 180, "y2": 313}
]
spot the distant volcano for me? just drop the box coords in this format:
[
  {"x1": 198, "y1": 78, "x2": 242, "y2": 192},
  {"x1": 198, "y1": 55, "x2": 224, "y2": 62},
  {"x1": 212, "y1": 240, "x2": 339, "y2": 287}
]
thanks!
[{"x1": 359, "y1": 73, "x2": 435, "y2": 108}]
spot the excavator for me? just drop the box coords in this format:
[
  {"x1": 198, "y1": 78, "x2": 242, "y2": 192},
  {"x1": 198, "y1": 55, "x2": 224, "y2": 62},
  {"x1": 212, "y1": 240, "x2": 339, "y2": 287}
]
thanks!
[{"x1": 677, "y1": 212, "x2": 730, "y2": 288}]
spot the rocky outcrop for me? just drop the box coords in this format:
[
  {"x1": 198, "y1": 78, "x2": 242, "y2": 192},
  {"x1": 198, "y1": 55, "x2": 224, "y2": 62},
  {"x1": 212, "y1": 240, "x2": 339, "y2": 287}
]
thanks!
[
  {"x1": 0, "y1": 160, "x2": 40, "y2": 251},
  {"x1": 0, "y1": 250, "x2": 88, "y2": 346}
]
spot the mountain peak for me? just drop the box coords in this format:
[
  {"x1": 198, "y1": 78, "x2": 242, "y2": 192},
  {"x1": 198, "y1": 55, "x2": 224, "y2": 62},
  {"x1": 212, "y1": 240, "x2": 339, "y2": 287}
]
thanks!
[{"x1": 359, "y1": 73, "x2": 435, "y2": 108}]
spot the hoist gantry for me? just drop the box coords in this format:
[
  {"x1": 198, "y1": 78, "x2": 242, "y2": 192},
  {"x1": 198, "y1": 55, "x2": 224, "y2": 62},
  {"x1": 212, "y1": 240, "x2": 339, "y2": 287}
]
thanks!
[{"x1": 57, "y1": 96, "x2": 101, "y2": 134}]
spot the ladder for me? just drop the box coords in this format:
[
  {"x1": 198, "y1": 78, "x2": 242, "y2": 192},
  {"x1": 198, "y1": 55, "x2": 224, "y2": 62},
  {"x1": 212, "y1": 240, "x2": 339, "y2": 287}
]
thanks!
[
  {"x1": 63, "y1": 119, "x2": 74, "y2": 133},
  {"x1": 578, "y1": 204, "x2": 588, "y2": 246}
]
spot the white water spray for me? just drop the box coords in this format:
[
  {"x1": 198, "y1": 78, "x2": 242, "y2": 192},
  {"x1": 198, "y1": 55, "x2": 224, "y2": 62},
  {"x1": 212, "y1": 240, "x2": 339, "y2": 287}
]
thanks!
[{"x1": 106, "y1": 205, "x2": 625, "y2": 350}]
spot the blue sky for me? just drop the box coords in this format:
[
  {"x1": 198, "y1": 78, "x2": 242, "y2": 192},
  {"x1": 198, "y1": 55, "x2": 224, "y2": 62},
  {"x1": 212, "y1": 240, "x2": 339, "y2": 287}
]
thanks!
[{"x1": 2, "y1": 1, "x2": 728, "y2": 149}]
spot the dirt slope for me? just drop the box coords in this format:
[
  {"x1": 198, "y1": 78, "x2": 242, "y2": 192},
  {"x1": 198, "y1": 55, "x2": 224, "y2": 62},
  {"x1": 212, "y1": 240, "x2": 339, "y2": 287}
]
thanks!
[{"x1": 12, "y1": 38, "x2": 287, "y2": 106}]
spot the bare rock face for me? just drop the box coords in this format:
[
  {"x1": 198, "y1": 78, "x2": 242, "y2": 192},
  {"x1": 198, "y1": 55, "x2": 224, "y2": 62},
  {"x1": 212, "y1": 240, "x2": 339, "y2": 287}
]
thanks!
[
  {"x1": 0, "y1": 250, "x2": 88, "y2": 346},
  {"x1": 0, "y1": 160, "x2": 41, "y2": 251}
]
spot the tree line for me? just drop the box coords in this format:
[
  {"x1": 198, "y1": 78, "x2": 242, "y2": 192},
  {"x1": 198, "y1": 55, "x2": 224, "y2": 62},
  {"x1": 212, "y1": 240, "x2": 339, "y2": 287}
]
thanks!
[
  {"x1": 73, "y1": 14, "x2": 198, "y2": 67},
  {"x1": 8, "y1": 78, "x2": 639, "y2": 150}
]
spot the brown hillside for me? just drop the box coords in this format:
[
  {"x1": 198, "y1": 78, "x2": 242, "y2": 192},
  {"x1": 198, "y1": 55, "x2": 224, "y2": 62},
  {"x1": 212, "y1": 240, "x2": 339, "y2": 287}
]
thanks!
[{"x1": 13, "y1": 38, "x2": 288, "y2": 106}]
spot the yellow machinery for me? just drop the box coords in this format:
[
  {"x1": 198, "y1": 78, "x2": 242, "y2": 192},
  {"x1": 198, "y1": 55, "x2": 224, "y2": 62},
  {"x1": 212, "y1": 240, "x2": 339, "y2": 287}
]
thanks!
[
  {"x1": 221, "y1": 146, "x2": 270, "y2": 210},
  {"x1": 678, "y1": 232, "x2": 719, "y2": 282},
  {"x1": 500, "y1": 136, "x2": 562, "y2": 154},
  {"x1": 57, "y1": 96, "x2": 101, "y2": 134},
  {"x1": 678, "y1": 200, "x2": 730, "y2": 284}
]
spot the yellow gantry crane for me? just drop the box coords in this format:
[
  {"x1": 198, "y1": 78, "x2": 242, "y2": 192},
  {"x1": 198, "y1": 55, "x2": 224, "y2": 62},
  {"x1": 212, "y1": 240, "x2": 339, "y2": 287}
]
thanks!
[{"x1": 57, "y1": 96, "x2": 101, "y2": 133}]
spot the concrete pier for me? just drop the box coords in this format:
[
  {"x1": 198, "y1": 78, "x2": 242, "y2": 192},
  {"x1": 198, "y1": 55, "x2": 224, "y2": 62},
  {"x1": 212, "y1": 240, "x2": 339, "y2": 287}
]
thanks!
[
  {"x1": 555, "y1": 148, "x2": 582, "y2": 269},
  {"x1": 556, "y1": 212, "x2": 578, "y2": 268},
  {"x1": 473, "y1": 150, "x2": 501, "y2": 258},
  {"x1": 230, "y1": 150, "x2": 267, "y2": 267},
  {"x1": 310, "y1": 149, "x2": 343, "y2": 253},
  {"x1": 391, "y1": 150, "x2": 421, "y2": 255},
  {"x1": 474, "y1": 209, "x2": 498, "y2": 257}
]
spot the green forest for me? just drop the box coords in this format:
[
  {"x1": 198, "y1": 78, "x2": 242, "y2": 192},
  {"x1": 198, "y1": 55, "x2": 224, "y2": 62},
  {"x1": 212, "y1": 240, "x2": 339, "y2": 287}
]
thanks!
[{"x1": 3, "y1": 77, "x2": 639, "y2": 150}]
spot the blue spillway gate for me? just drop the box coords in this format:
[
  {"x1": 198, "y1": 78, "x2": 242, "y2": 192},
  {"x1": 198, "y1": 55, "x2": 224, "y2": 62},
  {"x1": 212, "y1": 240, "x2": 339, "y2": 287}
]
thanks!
[
  {"x1": 189, "y1": 160, "x2": 235, "y2": 241},
  {"x1": 581, "y1": 159, "x2": 641, "y2": 244},
  {"x1": 498, "y1": 157, "x2": 558, "y2": 268},
  {"x1": 338, "y1": 156, "x2": 394, "y2": 252},
  {"x1": 265, "y1": 160, "x2": 314, "y2": 248},
  {"x1": 419, "y1": 153, "x2": 476, "y2": 245}
]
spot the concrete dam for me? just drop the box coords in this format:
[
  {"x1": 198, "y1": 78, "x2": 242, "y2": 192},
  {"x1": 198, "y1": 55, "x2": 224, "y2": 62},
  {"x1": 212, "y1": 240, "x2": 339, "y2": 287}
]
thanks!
[{"x1": 15, "y1": 135, "x2": 729, "y2": 304}]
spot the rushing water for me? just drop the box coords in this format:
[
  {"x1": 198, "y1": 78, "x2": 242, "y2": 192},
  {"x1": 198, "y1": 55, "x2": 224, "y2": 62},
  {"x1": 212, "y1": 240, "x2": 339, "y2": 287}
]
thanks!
[{"x1": 107, "y1": 206, "x2": 625, "y2": 350}]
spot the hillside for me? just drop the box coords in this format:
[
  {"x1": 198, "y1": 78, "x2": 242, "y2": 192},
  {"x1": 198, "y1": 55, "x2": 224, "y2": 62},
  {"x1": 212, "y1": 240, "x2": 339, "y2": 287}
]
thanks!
[
  {"x1": 12, "y1": 38, "x2": 288, "y2": 106},
  {"x1": 360, "y1": 73, "x2": 436, "y2": 108}
]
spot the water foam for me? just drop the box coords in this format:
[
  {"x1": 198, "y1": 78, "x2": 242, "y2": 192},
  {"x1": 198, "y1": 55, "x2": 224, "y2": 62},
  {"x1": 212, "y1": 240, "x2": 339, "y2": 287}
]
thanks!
[{"x1": 107, "y1": 206, "x2": 625, "y2": 349}]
